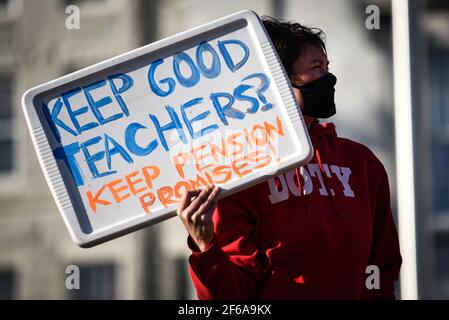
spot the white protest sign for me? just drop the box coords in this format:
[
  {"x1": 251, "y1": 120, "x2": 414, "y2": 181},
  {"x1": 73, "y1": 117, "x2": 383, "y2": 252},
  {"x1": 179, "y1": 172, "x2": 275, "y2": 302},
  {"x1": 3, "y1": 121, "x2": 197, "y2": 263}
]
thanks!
[{"x1": 22, "y1": 10, "x2": 313, "y2": 247}]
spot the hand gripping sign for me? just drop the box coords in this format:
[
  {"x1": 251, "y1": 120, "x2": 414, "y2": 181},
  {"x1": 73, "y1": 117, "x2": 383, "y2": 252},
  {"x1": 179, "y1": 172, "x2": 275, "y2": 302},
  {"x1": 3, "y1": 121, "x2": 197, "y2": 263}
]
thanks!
[{"x1": 22, "y1": 10, "x2": 313, "y2": 247}]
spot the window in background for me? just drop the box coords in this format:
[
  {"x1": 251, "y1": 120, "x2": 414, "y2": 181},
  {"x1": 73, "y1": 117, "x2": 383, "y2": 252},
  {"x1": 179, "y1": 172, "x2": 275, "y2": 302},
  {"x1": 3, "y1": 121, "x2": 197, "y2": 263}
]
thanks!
[
  {"x1": 0, "y1": 0, "x2": 9, "y2": 12},
  {"x1": 434, "y1": 233, "x2": 449, "y2": 298},
  {"x1": 174, "y1": 257, "x2": 188, "y2": 300},
  {"x1": 0, "y1": 268, "x2": 16, "y2": 300},
  {"x1": 70, "y1": 263, "x2": 116, "y2": 300},
  {"x1": 0, "y1": 75, "x2": 13, "y2": 174},
  {"x1": 430, "y1": 44, "x2": 449, "y2": 299},
  {"x1": 430, "y1": 48, "x2": 449, "y2": 214}
]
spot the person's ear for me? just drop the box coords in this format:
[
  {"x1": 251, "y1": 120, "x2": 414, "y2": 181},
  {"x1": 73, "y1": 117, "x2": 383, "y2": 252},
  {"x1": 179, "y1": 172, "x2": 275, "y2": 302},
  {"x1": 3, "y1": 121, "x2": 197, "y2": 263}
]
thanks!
[
  {"x1": 288, "y1": 73, "x2": 304, "y2": 110},
  {"x1": 288, "y1": 73, "x2": 295, "y2": 82}
]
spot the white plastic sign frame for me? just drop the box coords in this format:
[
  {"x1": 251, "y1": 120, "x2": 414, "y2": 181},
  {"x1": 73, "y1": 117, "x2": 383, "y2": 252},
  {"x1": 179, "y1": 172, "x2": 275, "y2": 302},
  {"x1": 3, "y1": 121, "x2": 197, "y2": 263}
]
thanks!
[{"x1": 22, "y1": 10, "x2": 313, "y2": 248}]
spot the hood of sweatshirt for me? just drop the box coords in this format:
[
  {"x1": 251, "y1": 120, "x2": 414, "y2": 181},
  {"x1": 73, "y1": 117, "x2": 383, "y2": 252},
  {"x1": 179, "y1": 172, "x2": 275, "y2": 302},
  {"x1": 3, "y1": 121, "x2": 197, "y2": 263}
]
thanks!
[{"x1": 308, "y1": 119, "x2": 337, "y2": 140}]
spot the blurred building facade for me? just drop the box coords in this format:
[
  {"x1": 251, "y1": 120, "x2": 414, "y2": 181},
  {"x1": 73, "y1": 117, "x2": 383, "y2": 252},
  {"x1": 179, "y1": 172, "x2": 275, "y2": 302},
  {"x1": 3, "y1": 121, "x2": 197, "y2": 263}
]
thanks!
[
  {"x1": 0, "y1": 0, "x2": 447, "y2": 299},
  {"x1": 0, "y1": 0, "x2": 162, "y2": 300}
]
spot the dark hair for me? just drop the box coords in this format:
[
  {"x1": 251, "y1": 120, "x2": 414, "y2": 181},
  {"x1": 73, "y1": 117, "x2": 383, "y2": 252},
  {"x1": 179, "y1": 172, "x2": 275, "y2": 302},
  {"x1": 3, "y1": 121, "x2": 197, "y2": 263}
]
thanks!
[{"x1": 261, "y1": 16, "x2": 327, "y2": 75}]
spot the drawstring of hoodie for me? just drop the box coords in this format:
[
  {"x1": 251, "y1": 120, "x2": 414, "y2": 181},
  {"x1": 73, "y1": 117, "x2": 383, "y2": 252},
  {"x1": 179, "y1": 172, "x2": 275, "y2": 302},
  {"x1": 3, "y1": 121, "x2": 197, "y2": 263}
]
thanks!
[
  {"x1": 295, "y1": 167, "x2": 312, "y2": 215},
  {"x1": 313, "y1": 147, "x2": 340, "y2": 216}
]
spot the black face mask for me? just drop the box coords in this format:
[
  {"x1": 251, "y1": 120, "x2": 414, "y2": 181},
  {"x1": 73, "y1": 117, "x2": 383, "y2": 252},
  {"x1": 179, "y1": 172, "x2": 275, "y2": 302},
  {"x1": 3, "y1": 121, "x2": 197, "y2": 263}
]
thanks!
[{"x1": 292, "y1": 72, "x2": 337, "y2": 119}]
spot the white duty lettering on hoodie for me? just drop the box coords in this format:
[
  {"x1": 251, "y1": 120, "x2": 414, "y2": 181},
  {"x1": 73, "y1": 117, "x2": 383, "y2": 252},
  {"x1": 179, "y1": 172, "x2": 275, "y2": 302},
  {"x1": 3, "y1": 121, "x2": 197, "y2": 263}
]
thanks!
[
  {"x1": 330, "y1": 165, "x2": 355, "y2": 198},
  {"x1": 267, "y1": 163, "x2": 355, "y2": 204}
]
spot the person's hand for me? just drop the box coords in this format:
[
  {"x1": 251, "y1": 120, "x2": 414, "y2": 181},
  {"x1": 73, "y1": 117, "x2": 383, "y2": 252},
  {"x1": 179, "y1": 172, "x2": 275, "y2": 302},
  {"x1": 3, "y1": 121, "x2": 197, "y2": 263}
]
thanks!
[{"x1": 177, "y1": 186, "x2": 221, "y2": 252}]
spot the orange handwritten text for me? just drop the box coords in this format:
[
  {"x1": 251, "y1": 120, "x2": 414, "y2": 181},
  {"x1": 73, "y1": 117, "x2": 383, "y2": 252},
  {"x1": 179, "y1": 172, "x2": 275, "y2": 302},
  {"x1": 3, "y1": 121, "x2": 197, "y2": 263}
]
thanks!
[{"x1": 85, "y1": 116, "x2": 285, "y2": 214}]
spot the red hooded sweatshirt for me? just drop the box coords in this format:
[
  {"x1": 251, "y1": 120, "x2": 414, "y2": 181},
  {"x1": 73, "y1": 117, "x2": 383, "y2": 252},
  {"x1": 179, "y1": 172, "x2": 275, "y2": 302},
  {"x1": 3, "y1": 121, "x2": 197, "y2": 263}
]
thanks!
[{"x1": 188, "y1": 120, "x2": 402, "y2": 300}]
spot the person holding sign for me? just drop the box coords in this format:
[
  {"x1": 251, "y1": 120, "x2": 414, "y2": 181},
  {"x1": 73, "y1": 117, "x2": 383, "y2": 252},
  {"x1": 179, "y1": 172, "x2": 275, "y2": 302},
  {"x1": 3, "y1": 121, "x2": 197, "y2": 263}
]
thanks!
[{"x1": 177, "y1": 16, "x2": 402, "y2": 300}]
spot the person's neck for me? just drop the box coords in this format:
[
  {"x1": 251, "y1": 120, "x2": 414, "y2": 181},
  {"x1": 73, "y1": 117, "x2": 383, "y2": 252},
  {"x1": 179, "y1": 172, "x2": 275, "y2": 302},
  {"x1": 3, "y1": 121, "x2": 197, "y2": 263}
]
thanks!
[{"x1": 304, "y1": 115, "x2": 316, "y2": 129}]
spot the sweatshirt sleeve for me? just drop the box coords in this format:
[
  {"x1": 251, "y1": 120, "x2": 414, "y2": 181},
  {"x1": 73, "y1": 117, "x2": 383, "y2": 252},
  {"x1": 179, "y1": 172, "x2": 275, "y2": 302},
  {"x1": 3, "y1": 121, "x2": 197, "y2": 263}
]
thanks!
[
  {"x1": 366, "y1": 161, "x2": 403, "y2": 299},
  {"x1": 188, "y1": 189, "x2": 267, "y2": 300}
]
